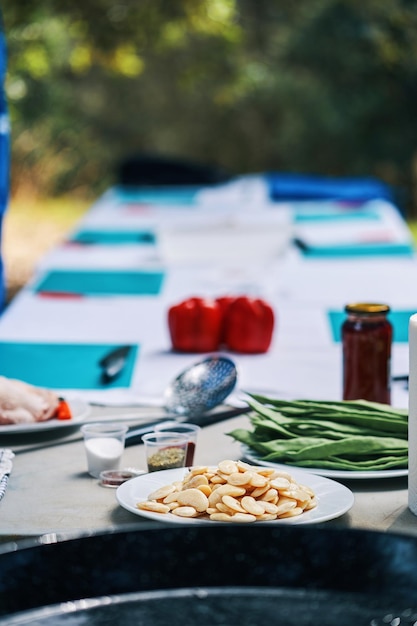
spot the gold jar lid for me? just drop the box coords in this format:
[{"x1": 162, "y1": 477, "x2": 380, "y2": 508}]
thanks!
[{"x1": 345, "y1": 303, "x2": 390, "y2": 314}]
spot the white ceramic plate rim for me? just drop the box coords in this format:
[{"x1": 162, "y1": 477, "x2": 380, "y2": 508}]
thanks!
[
  {"x1": 0, "y1": 398, "x2": 91, "y2": 434},
  {"x1": 116, "y1": 465, "x2": 354, "y2": 525},
  {"x1": 241, "y1": 445, "x2": 408, "y2": 480}
]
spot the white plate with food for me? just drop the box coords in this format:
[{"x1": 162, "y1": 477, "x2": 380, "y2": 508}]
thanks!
[
  {"x1": 0, "y1": 397, "x2": 91, "y2": 434},
  {"x1": 241, "y1": 446, "x2": 408, "y2": 480},
  {"x1": 116, "y1": 462, "x2": 354, "y2": 525}
]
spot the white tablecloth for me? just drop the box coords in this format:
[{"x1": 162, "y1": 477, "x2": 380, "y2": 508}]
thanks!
[{"x1": 0, "y1": 178, "x2": 413, "y2": 409}]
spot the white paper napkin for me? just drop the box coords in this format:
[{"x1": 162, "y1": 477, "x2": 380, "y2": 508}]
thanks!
[{"x1": 0, "y1": 449, "x2": 14, "y2": 502}]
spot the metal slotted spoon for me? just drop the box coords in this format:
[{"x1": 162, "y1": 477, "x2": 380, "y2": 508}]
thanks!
[
  {"x1": 163, "y1": 355, "x2": 238, "y2": 417},
  {"x1": 113, "y1": 355, "x2": 240, "y2": 447}
]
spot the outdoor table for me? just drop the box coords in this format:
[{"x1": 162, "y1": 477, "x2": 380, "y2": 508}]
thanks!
[
  {"x1": 0, "y1": 404, "x2": 415, "y2": 544},
  {"x1": 0, "y1": 179, "x2": 416, "y2": 544}
]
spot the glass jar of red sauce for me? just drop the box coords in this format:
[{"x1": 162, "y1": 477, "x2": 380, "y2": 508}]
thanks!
[{"x1": 342, "y1": 303, "x2": 392, "y2": 404}]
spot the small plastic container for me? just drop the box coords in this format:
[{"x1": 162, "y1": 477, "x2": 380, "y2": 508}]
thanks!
[
  {"x1": 81, "y1": 423, "x2": 128, "y2": 478},
  {"x1": 142, "y1": 431, "x2": 188, "y2": 473},
  {"x1": 154, "y1": 423, "x2": 201, "y2": 466},
  {"x1": 99, "y1": 469, "x2": 143, "y2": 488}
]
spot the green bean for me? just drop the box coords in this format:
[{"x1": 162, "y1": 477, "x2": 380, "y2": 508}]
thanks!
[
  {"x1": 227, "y1": 394, "x2": 409, "y2": 471},
  {"x1": 249, "y1": 394, "x2": 407, "y2": 420},
  {"x1": 246, "y1": 396, "x2": 407, "y2": 435}
]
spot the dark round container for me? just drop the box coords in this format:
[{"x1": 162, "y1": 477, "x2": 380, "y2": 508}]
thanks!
[{"x1": 0, "y1": 525, "x2": 417, "y2": 624}]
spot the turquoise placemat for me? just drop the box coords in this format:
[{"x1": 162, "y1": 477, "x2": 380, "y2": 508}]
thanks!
[
  {"x1": 115, "y1": 185, "x2": 200, "y2": 205},
  {"x1": 34, "y1": 269, "x2": 165, "y2": 297},
  {"x1": 0, "y1": 342, "x2": 139, "y2": 389},
  {"x1": 327, "y1": 309, "x2": 414, "y2": 343},
  {"x1": 70, "y1": 229, "x2": 156, "y2": 245},
  {"x1": 293, "y1": 209, "x2": 379, "y2": 223},
  {"x1": 297, "y1": 241, "x2": 414, "y2": 258}
]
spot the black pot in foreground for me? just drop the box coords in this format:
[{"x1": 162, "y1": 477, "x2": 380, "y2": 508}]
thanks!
[{"x1": 0, "y1": 524, "x2": 416, "y2": 625}]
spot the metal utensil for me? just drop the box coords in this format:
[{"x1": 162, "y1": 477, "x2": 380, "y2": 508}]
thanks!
[
  {"x1": 99, "y1": 345, "x2": 132, "y2": 383},
  {"x1": 124, "y1": 355, "x2": 240, "y2": 446},
  {"x1": 14, "y1": 405, "x2": 252, "y2": 454},
  {"x1": 124, "y1": 405, "x2": 251, "y2": 447},
  {"x1": 163, "y1": 355, "x2": 237, "y2": 417}
]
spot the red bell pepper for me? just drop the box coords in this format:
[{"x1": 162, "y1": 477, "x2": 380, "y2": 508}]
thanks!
[
  {"x1": 215, "y1": 296, "x2": 236, "y2": 343},
  {"x1": 219, "y1": 296, "x2": 275, "y2": 353},
  {"x1": 168, "y1": 297, "x2": 222, "y2": 353}
]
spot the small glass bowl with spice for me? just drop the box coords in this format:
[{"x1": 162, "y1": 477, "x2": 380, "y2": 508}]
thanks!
[{"x1": 142, "y1": 432, "x2": 189, "y2": 473}]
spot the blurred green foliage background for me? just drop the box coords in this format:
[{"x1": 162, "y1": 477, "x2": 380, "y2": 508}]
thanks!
[{"x1": 3, "y1": 0, "x2": 417, "y2": 214}]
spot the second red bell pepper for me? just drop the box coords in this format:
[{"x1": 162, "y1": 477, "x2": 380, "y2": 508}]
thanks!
[
  {"x1": 215, "y1": 296, "x2": 236, "y2": 344},
  {"x1": 219, "y1": 296, "x2": 275, "y2": 354},
  {"x1": 168, "y1": 297, "x2": 222, "y2": 353}
]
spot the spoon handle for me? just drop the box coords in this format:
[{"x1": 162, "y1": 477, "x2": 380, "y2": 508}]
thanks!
[
  {"x1": 189, "y1": 405, "x2": 252, "y2": 427},
  {"x1": 124, "y1": 406, "x2": 251, "y2": 447},
  {"x1": 124, "y1": 418, "x2": 185, "y2": 446}
]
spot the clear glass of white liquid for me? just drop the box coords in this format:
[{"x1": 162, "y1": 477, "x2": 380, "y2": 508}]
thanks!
[{"x1": 81, "y1": 423, "x2": 128, "y2": 478}]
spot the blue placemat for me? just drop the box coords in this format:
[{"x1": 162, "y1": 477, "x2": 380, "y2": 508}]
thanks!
[
  {"x1": 34, "y1": 269, "x2": 165, "y2": 297},
  {"x1": 70, "y1": 229, "x2": 156, "y2": 245},
  {"x1": 327, "y1": 309, "x2": 414, "y2": 343},
  {"x1": 0, "y1": 342, "x2": 139, "y2": 389},
  {"x1": 295, "y1": 240, "x2": 414, "y2": 258}
]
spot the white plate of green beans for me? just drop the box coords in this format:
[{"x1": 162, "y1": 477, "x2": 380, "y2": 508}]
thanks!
[{"x1": 230, "y1": 395, "x2": 408, "y2": 480}]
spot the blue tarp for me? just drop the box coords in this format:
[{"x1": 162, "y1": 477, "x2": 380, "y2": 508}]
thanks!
[
  {"x1": 266, "y1": 172, "x2": 394, "y2": 204},
  {"x1": 0, "y1": 24, "x2": 9, "y2": 313}
]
